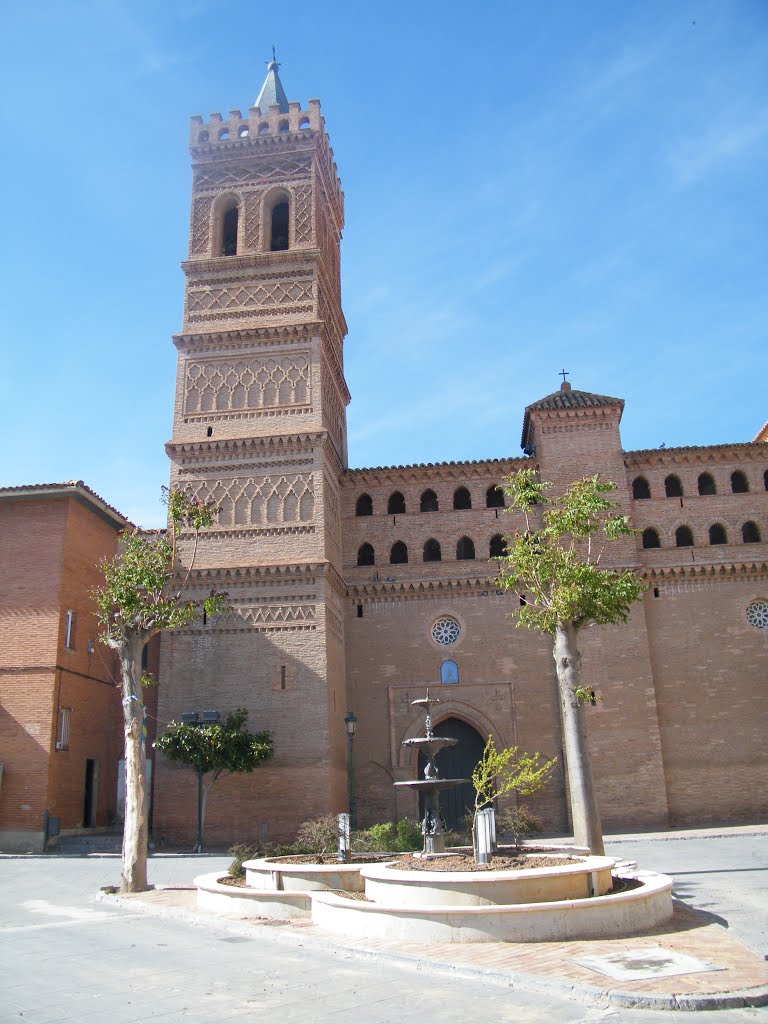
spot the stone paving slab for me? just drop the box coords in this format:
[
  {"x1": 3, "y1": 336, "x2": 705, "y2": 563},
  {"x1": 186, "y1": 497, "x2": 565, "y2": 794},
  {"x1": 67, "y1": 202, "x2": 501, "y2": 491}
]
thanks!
[{"x1": 114, "y1": 886, "x2": 768, "y2": 1011}]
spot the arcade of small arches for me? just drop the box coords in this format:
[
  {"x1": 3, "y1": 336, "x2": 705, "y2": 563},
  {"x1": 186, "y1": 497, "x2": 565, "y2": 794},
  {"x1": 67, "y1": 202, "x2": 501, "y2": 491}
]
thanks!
[
  {"x1": 354, "y1": 486, "x2": 505, "y2": 517},
  {"x1": 631, "y1": 468, "x2": 767, "y2": 500},
  {"x1": 197, "y1": 115, "x2": 312, "y2": 146},
  {"x1": 356, "y1": 534, "x2": 508, "y2": 566},
  {"x1": 213, "y1": 190, "x2": 291, "y2": 258},
  {"x1": 641, "y1": 521, "x2": 762, "y2": 549}
]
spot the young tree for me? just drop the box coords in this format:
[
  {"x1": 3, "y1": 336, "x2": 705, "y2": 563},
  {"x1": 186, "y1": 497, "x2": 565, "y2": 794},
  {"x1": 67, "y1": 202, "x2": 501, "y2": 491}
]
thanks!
[
  {"x1": 494, "y1": 469, "x2": 644, "y2": 855},
  {"x1": 93, "y1": 488, "x2": 224, "y2": 892},
  {"x1": 155, "y1": 709, "x2": 273, "y2": 852},
  {"x1": 471, "y1": 734, "x2": 556, "y2": 861}
]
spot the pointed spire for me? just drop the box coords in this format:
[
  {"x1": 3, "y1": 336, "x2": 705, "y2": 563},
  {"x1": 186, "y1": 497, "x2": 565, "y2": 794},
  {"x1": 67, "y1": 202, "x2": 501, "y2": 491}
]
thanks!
[{"x1": 255, "y1": 46, "x2": 289, "y2": 114}]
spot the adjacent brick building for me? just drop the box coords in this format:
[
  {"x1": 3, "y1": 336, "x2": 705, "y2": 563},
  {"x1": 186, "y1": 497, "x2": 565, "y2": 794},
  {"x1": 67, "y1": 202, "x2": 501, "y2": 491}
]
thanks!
[
  {"x1": 150, "y1": 61, "x2": 768, "y2": 848},
  {"x1": 0, "y1": 483, "x2": 130, "y2": 851}
]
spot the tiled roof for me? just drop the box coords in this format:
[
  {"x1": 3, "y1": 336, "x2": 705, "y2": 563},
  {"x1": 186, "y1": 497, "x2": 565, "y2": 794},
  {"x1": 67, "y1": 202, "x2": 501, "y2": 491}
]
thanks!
[
  {"x1": 521, "y1": 384, "x2": 624, "y2": 451},
  {"x1": 624, "y1": 442, "x2": 758, "y2": 460},
  {"x1": 344, "y1": 455, "x2": 529, "y2": 477},
  {"x1": 0, "y1": 481, "x2": 133, "y2": 528}
]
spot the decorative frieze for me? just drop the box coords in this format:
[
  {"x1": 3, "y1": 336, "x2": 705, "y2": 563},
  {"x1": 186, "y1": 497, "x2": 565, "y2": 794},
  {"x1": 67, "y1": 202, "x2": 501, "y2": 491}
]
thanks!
[{"x1": 183, "y1": 353, "x2": 311, "y2": 416}]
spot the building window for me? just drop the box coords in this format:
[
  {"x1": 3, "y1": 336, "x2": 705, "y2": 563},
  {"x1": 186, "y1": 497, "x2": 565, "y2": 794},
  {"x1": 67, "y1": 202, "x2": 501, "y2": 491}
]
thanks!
[
  {"x1": 390, "y1": 541, "x2": 408, "y2": 564},
  {"x1": 420, "y1": 489, "x2": 439, "y2": 512},
  {"x1": 489, "y1": 534, "x2": 506, "y2": 558},
  {"x1": 221, "y1": 205, "x2": 239, "y2": 256},
  {"x1": 270, "y1": 201, "x2": 289, "y2": 251},
  {"x1": 388, "y1": 491, "x2": 405, "y2": 515},
  {"x1": 357, "y1": 543, "x2": 375, "y2": 566},
  {"x1": 423, "y1": 538, "x2": 441, "y2": 562},
  {"x1": 709, "y1": 524, "x2": 727, "y2": 545},
  {"x1": 742, "y1": 521, "x2": 761, "y2": 543},
  {"x1": 456, "y1": 536, "x2": 475, "y2": 560},
  {"x1": 746, "y1": 601, "x2": 768, "y2": 628},
  {"x1": 731, "y1": 471, "x2": 749, "y2": 494},
  {"x1": 642, "y1": 528, "x2": 661, "y2": 549},
  {"x1": 764, "y1": 469, "x2": 768, "y2": 491},
  {"x1": 675, "y1": 525, "x2": 694, "y2": 547},
  {"x1": 665, "y1": 475, "x2": 683, "y2": 498},
  {"x1": 432, "y1": 617, "x2": 460, "y2": 645},
  {"x1": 355, "y1": 494, "x2": 373, "y2": 516},
  {"x1": 632, "y1": 477, "x2": 651, "y2": 499},
  {"x1": 698, "y1": 473, "x2": 716, "y2": 496},
  {"x1": 453, "y1": 487, "x2": 471, "y2": 510},
  {"x1": 65, "y1": 610, "x2": 76, "y2": 650},
  {"x1": 486, "y1": 486, "x2": 504, "y2": 509},
  {"x1": 440, "y1": 659, "x2": 459, "y2": 685},
  {"x1": 56, "y1": 708, "x2": 71, "y2": 751}
]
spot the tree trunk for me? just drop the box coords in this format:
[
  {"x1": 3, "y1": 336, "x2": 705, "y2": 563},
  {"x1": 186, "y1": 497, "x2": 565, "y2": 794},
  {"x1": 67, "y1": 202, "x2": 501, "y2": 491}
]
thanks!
[
  {"x1": 553, "y1": 621, "x2": 604, "y2": 855},
  {"x1": 119, "y1": 637, "x2": 150, "y2": 892}
]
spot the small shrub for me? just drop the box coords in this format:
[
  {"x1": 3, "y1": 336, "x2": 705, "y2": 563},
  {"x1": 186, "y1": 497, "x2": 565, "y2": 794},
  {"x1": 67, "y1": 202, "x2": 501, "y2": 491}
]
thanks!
[
  {"x1": 228, "y1": 843, "x2": 259, "y2": 878},
  {"x1": 295, "y1": 814, "x2": 340, "y2": 857},
  {"x1": 497, "y1": 806, "x2": 544, "y2": 849},
  {"x1": 394, "y1": 817, "x2": 423, "y2": 851},
  {"x1": 353, "y1": 818, "x2": 422, "y2": 853}
]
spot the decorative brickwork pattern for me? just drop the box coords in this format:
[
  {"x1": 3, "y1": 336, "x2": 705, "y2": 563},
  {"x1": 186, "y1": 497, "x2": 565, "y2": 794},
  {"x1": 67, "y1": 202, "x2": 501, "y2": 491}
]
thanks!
[
  {"x1": 194, "y1": 157, "x2": 311, "y2": 190},
  {"x1": 321, "y1": 362, "x2": 346, "y2": 460},
  {"x1": 188, "y1": 475, "x2": 315, "y2": 527},
  {"x1": 214, "y1": 602, "x2": 316, "y2": 631},
  {"x1": 293, "y1": 184, "x2": 313, "y2": 245},
  {"x1": 187, "y1": 275, "x2": 313, "y2": 319},
  {"x1": 242, "y1": 191, "x2": 262, "y2": 251},
  {"x1": 190, "y1": 197, "x2": 211, "y2": 256},
  {"x1": 183, "y1": 355, "x2": 310, "y2": 415}
]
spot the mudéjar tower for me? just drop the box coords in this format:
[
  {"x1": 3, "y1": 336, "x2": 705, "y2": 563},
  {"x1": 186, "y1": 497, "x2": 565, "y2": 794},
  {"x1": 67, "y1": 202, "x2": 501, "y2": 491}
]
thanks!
[{"x1": 155, "y1": 59, "x2": 350, "y2": 842}]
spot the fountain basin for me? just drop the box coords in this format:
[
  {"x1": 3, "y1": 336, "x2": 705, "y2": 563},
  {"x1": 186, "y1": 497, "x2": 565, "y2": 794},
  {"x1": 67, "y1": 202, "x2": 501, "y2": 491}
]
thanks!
[
  {"x1": 360, "y1": 853, "x2": 616, "y2": 907},
  {"x1": 194, "y1": 872, "x2": 311, "y2": 920},
  {"x1": 243, "y1": 855, "x2": 383, "y2": 893},
  {"x1": 310, "y1": 869, "x2": 674, "y2": 943}
]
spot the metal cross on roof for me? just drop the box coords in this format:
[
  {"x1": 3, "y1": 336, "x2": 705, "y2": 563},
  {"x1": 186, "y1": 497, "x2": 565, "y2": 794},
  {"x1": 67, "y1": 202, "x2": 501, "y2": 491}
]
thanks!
[{"x1": 559, "y1": 369, "x2": 569, "y2": 383}]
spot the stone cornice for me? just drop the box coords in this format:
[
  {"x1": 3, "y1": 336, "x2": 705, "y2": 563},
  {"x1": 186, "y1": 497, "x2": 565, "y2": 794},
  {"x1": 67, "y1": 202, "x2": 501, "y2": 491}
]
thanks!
[
  {"x1": 342, "y1": 457, "x2": 529, "y2": 487},
  {"x1": 347, "y1": 575, "x2": 509, "y2": 601},
  {"x1": 182, "y1": 249, "x2": 321, "y2": 277},
  {"x1": 187, "y1": 562, "x2": 322, "y2": 584},
  {"x1": 166, "y1": 431, "x2": 327, "y2": 461},
  {"x1": 640, "y1": 560, "x2": 768, "y2": 582},
  {"x1": 173, "y1": 323, "x2": 319, "y2": 352},
  {"x1": 624, "y1": 442, "x2": 761, "y2": 468}
]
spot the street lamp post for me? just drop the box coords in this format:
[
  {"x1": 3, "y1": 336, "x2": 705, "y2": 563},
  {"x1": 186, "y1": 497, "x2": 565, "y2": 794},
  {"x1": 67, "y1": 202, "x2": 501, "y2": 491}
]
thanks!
[{"x1": 344, "y1": 711, "x2": 358, "y2": 830}]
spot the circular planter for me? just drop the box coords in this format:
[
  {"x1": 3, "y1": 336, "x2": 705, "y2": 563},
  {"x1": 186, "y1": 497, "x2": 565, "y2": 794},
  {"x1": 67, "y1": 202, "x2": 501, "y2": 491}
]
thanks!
[
  {"x1": 242, "y1": 855, "x2": 390, "y2": 893},
  {"x1": 194, "y1": 872, "x2": 311, "y2": 920}
]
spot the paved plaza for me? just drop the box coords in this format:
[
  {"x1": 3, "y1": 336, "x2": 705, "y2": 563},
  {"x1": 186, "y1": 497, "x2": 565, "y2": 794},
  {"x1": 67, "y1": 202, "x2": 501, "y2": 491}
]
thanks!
[{"x1": 1, "y1": 827, "x2": 766, "y2": 1023}]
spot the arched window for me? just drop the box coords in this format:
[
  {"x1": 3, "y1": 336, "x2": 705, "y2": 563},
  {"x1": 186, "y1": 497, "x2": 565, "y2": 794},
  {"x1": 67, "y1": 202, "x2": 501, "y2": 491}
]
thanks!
[
  {"x1": 218, "y1": 128, "x2": 230, "y2": 141},
  {"x1": 420, "y1": 489, "x2": 438, "y2": 512},
  {"x1": 698, "y1": 473, "x2": 716, "y2": 496},
  {"x1": 238, "y1": 124, "x2": 249, "y2": 138},
  {"x1": 357, "y1": 543, "x2": 375, "y2": 566},
  {"x1": 299, "y1": 116, "x2": 310, "y2": 130},
  {"x1": 731, "y1": 471, "x2": 749, "y2": 493},
  {"x1": 709, "y1": 524, "x2": 727, "y2": 545},
  {"x1": 665, "y1": 475, "x2": 683, "y2": 498},
  {"x1": 675, "y1": 525, "x2": 694, "y2": 547},
  {"x1": 453, "y1": 487, "x2": 471, "y2": 510},
  {"x1": 742, "y1": 521, "x2": 761, "y2": 543},
  {"x1": 355, "y1": 494, "x2": 373, "y2": 517},
  {"x1": 390, "y1": 541, "x2": 408, "y2": 564},
  {"x1": 270, "y1": 201, "x2": 289, "y2": 251},
  {"x1": 632, "y1": 477, "x2": 651, "y2": 499},
  {"x1": 198, "y1": 130, "x2": 209, "y2": 143},
  {"x1": 440, "y1": 660, "x2": 459, "y2": 685},
  {"x1": 258, "y1": 122, "x2": 269, "y2": 136},
  {"x1": 489, "y1": 534, "x2": 506, "y2": 558},
  {"x1": 486, "y1": 485, "x2": 504, "y2": 509},
  {"x1": 642, "y1": 528, "x2": 661, "y2": 549},
  {"x1": 277, "y1": 119, "x2": 289, "y2": 133},
  {"x1": 388, "y1": 491, "x2": 405, "y2": 515},
  {"x1": 423, "y1": 538, "x2": 441, "y2": 562},
  {"x1": 764, "y1": 469, "x2": 768, "y2": 491},
  {"x1": 221, "y1": 206, "x2": 239, "y2": 255},
  {"x1": 456, "y1": 537, "x2": 475, "y2": 560}
]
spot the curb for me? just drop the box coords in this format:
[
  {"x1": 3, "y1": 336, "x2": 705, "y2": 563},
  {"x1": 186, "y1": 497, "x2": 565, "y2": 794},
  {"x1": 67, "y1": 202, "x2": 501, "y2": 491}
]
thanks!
[{"x1": 99, "y1": 890, "x2": 768, "y2": 1012}]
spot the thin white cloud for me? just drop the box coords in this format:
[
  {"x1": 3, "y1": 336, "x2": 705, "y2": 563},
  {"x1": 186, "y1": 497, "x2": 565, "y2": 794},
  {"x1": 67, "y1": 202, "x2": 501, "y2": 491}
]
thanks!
[{"x1": 669, "y1": 108, "x2": 768, "y2": 185}]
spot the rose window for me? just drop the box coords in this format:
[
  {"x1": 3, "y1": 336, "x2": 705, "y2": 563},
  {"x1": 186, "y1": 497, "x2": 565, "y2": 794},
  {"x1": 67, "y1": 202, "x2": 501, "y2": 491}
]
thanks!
[
  {"x1": 432, "y1": 617, "x2": 460, "y2": 645},
  {"x1": 746, "y1": 601, "x2": 768, "y2": 629}
]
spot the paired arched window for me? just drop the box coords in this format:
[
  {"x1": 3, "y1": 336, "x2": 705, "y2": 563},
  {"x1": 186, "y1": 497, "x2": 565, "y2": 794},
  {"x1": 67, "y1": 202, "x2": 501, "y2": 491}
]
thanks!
[
  {"x1": 357, "y1": 543, "x2": 375, "y2": 566},
  {"x1": 421, "y1": 489, "x2": 439, "y2": 513},
  {"x1": 355, "y1": 494, "x2": 373, "y2": 517},
  {"x1": 456, "y1": 537, "x2": 475, "y2": 560},
  {"x1": 390, "y1": 541, "x2": 408, "y2": 564},
  {"x1": 632, "y1": 477, "x2": 651, "y2": 499},
  {"x1": 489, "y1": 534, "x2": 506, "y2": 558},
  {"x1": 743, "y1": 521, "x2": 761, "y2": 543},
  {"x1": 388, "y1": 491, "x2": 405, "y2": 515},
  {"x1": 453, "y1": 487, "x2": 471, "y2": 510},
  {"x1": 675, "y1": 525, "x2": 694, "y2": 547},
  {"x1": 440, "y1": 660, "x2": 459, "y2": 685},
  {"x1": 665, "y1": 475, "x2": 683, "y2": 498},
  {"x1": 486, "y1": 486, "x2": 504, "y2": 509},
  {"x1": 731, "y1": 471, "x2": 749, "y2": 494},
  {"x1": 642, "y1": 528, "x2": 661, "y2": 549},
  {"x1": 270, "y1": 201, "x2": 289, "y2": 251},
  {"x1": 709, "y1": 524, "x2": 727, "y2": 545},
  {"x1": 698, "y1": 473, "x2": 716, "y2": 496},
  {"x1": 423, "y1": 538, "x2": 441, "y2": 562}
]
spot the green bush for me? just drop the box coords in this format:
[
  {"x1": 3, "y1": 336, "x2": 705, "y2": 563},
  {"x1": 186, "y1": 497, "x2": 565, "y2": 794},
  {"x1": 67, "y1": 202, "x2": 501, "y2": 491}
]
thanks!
[
  {"x1": 227, "y1": 843, "x2": 259, "y2": 878},
  {"x1": 353, "y1": 818, "x2": 422, "y2": 853},
  {"x1": 497, "y1": 805, "x2": 544, "y2": 849}
]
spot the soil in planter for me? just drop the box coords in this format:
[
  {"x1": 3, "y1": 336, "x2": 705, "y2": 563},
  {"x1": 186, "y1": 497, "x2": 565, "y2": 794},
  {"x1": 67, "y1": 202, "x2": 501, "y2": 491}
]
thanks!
[
  {"x1": 219, "y1": 876, "x2": 248, "y2": 887},
  {"x1": 389, "y1": 853, "x2": 579, "y2": 871},
  {"x1": 267, "y1": 854, "x2": 382, "y2": 865}
]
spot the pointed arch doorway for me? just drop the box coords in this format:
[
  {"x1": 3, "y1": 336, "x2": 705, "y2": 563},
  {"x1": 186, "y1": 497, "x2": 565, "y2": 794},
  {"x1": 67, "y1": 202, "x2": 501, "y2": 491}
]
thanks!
[{"x1": 417, "y1": 717, "x2": 485, "y2": 830}]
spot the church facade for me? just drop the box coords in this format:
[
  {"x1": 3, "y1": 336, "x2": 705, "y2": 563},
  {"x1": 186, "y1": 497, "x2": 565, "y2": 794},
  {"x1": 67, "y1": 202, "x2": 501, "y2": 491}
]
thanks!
[{"x1": 153, "y1": 64, "x2": 768, "y2": 847}]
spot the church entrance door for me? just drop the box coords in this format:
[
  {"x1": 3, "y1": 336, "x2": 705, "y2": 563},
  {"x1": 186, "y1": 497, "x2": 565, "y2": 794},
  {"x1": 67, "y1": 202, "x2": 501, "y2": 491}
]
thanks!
[{"x1": 417, "y1": 718, "x2": 485, "y2": 831}]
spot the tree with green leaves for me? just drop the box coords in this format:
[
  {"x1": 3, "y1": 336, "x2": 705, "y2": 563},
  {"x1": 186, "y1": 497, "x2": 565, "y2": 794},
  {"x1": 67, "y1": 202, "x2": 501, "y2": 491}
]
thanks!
[
  {"x1": 93, "y1": 487, "x2": 225, "y2": 892},
  {"x1": 471, "y1": 735, "x2": 556, "y2": 861},
  {"x1": 156, "y1": 709, "x2": 273, "y2": 852},
  {"x1": 494, "y1": 469, "x2": 644, "y2": 855}
]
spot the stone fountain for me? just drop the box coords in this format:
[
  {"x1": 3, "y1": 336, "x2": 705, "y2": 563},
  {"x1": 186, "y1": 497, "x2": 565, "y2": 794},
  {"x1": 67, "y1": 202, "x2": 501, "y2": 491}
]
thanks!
[{"x1": 395, "y1": 691, "x2": 468, "y2": 856}]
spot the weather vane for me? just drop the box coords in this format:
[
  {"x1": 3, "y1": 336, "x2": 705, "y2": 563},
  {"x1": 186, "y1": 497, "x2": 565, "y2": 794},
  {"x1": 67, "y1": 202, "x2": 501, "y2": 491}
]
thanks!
[{"x1": 268, "y1": 44, "x2": 281, "y2": 67}]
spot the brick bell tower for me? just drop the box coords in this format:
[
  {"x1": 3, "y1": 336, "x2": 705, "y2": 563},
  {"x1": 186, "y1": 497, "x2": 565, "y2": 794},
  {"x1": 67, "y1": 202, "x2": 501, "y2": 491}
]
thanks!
[{"x1": 155, "y1": 58, "x2": 350, "y2": 845}]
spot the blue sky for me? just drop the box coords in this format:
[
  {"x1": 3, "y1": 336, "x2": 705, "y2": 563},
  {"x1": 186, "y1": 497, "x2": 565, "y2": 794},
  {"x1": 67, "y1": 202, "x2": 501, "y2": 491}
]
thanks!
[{"x1": 1, "y1": 1, "x2": 766, "y2": 528}]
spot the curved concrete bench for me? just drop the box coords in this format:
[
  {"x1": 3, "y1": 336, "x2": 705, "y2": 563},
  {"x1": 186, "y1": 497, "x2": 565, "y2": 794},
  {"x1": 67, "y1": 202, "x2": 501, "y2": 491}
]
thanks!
[
  {"x1": 310, "y1": 870, "x2": 674, "y2": 943},
  {"x1": 194, "y1": 872, "x2": 311, "y2": 920},
  {"x1": 361, "y1": 855, "x2": 615, "y2": 907},
  {"x1": 243, "y1": 856, "x2": 387, "y2": 893}
]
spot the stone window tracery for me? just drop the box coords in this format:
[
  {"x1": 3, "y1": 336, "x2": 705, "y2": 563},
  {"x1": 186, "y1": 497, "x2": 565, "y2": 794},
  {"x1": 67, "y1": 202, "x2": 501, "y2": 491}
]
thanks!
[
  {"x1": 432, "y1": 617, "x2": 460, "y2": 645},
  {"x1": 746, "y1": 601, "x2": 768, "y2": 628}
]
